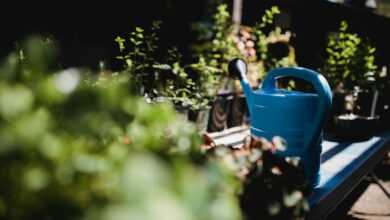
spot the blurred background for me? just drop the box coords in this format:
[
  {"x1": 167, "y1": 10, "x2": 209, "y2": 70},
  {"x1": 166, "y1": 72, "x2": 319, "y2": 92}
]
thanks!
[{"x1": 2, "y1": 0, "x2": 390, "y2": 70}]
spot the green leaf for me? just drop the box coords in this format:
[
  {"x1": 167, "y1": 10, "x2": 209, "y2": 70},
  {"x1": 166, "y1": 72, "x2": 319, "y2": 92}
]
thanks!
[{"x1": 0, "y1": 85, "x2": 34, "y2": 120}]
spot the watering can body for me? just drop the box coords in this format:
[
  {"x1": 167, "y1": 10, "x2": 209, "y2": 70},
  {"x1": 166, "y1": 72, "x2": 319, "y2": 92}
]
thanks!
[{"x1": 229, "y1": 59, "x2": 332, "y2": 187}]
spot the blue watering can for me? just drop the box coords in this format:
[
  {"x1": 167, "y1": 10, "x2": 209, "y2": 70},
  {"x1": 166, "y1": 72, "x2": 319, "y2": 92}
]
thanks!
[{"x1": 228, "y1": 59, "x2": 332, "y2": 187}]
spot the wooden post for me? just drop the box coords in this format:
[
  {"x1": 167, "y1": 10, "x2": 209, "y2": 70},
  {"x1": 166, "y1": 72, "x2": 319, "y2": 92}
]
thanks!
[{"x1": 232, "y1": 0, "x2": 243, "y2": 33}]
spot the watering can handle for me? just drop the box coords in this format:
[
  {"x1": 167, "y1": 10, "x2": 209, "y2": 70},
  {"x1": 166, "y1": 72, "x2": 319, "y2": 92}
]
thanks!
[{"x1": 262, "y1": 67, "x2": 333, "y2": 149}]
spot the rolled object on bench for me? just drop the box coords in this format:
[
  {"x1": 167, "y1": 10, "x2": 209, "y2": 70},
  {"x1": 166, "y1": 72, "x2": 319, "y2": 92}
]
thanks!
[{"x1": 229, "y1": 59, "x2": 332, "y2": 187}]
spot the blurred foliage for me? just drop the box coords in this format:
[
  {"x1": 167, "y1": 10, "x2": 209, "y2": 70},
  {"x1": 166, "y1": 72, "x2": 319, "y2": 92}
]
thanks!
[
  {"x1": 321, "y1": 21, "x2": 378, "y2": 91},
  {"x1": 191, "y1": 5, "x2": 296, "y2": 91},
  {"x1": 1, "y1": 10, "x2": 308, "y2": 219},
  {"x1": 204, "y1": 136, "x2": 308, "y2": 220},
  {"x1": 0, "y1": 37, "x2": 242, "y2": 220},
  {"x1": 377, "y1": 0, "x2": 390, "y2": 17},
  {"x1": 115, "y1": 21, "x2": 209, "y2": 110}
]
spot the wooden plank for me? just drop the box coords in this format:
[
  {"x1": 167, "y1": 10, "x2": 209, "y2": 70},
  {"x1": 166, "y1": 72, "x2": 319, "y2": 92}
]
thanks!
[
  {"x1": 207, "y1": 125, "x2": 249, "y2": 147},
  {"x1": 306, "y1": 133, "x2": 390, "y2": 220}
]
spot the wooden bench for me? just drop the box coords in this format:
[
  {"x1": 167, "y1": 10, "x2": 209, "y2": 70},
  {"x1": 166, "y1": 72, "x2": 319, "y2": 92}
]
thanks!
[{"x1": 208, "y1": 126, "x2": 390, "y2": 220}]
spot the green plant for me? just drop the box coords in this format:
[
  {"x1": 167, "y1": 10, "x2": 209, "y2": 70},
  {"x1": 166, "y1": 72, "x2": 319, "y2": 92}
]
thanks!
[
  {"x1": 209, "y1": 4, "x2": 243, "y2": 72},
  {"x1": 115, "y1": 21, "x2": 208, "y2": 110},
  {"x1": 321, "y1": 21, "x2": 378, "y2": 91},
  {"x1": 192, "y1": 5, "x2": 296, "y2": 91},
  {"x1": 0, "y1": 37, "x2": 242, "y2": 220},
  {"x1": 253, "y1": 7, "x2": 280, "y2": 62},
  {"x1": 191, "y1": 4, "x2": 243, "y2": 94},
  {"x1": 188, "y1": 56, "x2": 221, "y2": 101},
  {"x1": 250, "y1": 7, "x2": 297, "y2": 82}
]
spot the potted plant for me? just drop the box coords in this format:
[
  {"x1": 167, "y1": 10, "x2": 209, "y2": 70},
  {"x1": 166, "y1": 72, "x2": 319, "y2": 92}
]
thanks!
[
  {"x1": 115, "y1": 21, "x2": 211, "y2": 132},
  {"x1": 189, "y1": 4, "x2": 242, "y2": 132},
  {"x1": 191, "y1": 5, "x2": 297, "y2": 131},
  {"x1": 321, "y1": 21, "x2": 380, "y2": 139}
]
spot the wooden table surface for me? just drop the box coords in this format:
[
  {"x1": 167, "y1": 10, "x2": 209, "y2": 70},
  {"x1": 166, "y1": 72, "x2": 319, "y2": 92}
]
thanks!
[{"x1": 208, "y1": 127, "x2": 390, "y2": 220}]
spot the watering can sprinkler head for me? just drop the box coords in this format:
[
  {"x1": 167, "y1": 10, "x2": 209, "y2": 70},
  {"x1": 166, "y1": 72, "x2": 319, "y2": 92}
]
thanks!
[{"x1": 228, "y1": 58, "x2": 247, "y2": 81}]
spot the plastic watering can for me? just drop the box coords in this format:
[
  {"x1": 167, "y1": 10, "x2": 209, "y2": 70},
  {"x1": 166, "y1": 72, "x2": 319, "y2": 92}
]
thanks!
[{"x1": 229, "y1": 59, "x2": 332, "y2": 187}]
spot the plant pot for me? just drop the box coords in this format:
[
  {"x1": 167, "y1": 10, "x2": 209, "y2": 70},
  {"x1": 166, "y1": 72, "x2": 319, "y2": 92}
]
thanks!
[
  {"x1": 324, "y1": 89, "x2": 379, "y2": 134},
  {"x1": 332, "y1": 114, "x2": 379, "y2": 141},
  {"x1": 188, "y1": 107, "x2": 211, "y2": 133},
  {"x1": 174, "y1": 105, "x2": 189, "y2": 121},
  {"x1": 207, "y1": 93, "x2": 233, "y2": 132},
  {"x1": 155, "y1": 97, "x2": 189, "y2": 120},
  {"x1": 333, "y1": 91, "x2": 349, "y2": 115},
  {"x1": 227, "y1": 94, "x2": 247, "y2": 128},
  {"x1": 376, "y1": 91, "x2": 390, "y2": 132},
  {"x1": 379, "y1": 108, "x2": 390, "y2": 131},
  {"x1": 324, "y1": 91, "x2": 349, "y2": 134},
  {"x1": 354, "y1": 90, "x2": 376, "y2": 117}
]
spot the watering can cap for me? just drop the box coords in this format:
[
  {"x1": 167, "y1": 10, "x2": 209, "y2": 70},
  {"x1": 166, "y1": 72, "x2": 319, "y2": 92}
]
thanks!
[{"x1": 228, "y1": 58, "x2": 247, "y2": 80}]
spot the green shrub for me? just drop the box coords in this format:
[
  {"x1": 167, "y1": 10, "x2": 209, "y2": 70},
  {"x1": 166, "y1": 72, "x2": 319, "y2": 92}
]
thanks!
[
  {"x1": 115, "y1": 21, "x2": 209, "y2": 110},
  {"x1": 191, "y1": 4, "x2": 242, "y2": 81},
  {"x1": 0, "y1": 37, "x2": 242, "y2": 220},
  {"x1": 192, "y1": 5, "x2": 296, "y2": 91},
  {"x1": 321, "y1": 21, "x2": 378, "y2": 91}
]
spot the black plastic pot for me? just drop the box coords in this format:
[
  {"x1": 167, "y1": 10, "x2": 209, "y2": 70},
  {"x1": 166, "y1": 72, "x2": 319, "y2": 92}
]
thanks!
[
  {"x1": 354, "y1": 90, "x2": 376, "y2": 117},
  {"x1": 188, "y1": 107, "x2": 211, "y2": 133},
  {"x1": 174, "y1": 105, "x2": 189, "y2": 120},
  {"x1": 350, "y1": 90, "x2": 389, "y2": 133},
  {"x1": 332, "y1": 114, "x2": 379, "y2": 141},
  {"x1": 333, "y1": 91, "x2": 349, "y2": 115},
  {"x1": 227, "y1": 94, "x2": 247, "y2": 128},
  {"x1": 324, "y1": 89, "x2": 381, "y2": 134},
  {"x1": 207, "y1": 93, "x2": 233, "y2": 132},
  {"x1": 376, "y1": 91, "x2": 390, "y2": 131},
  {"x1": 324, "y1": 91, "x2": 349, "y2": 134}
]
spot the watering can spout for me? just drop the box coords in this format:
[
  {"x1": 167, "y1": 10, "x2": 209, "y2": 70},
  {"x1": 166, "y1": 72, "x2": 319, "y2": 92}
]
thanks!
[{"x1": 228, "y1": 59, "x2": 254, "y2": 112}]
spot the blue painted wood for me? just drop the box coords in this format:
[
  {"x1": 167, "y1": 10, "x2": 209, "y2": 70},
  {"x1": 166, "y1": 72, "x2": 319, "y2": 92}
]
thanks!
[
  {"x1": 208, "y1": 128, "x2": 390, "y2": 220},
  {"x1": 315, "y1": 137, "x2": 383, "y2": 194},
  {"x1": 306, "y1": 132, "x2": 390, "y2": 220}
]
